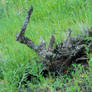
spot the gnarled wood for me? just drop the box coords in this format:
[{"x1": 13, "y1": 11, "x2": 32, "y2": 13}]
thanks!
[{"x1": 16, "y1": 5, "x2": 92, "y2": 75}]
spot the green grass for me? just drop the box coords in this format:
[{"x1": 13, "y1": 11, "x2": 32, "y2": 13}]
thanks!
[{"x1": 0, "y1": 0, "x2": 92, "y2": 92}]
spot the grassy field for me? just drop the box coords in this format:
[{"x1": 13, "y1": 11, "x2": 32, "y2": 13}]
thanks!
[{"x1": 0, "y1": 0, "x2": 92, "y2": 92}]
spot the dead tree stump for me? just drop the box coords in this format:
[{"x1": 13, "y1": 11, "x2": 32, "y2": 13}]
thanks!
[{"x1": 16, "y1": 5, "x2": 92, "y2": 75}]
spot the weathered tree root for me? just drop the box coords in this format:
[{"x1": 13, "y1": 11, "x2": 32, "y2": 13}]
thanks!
[{"x1": 16, "y1": 5, "x2": 92, "y2": 75}]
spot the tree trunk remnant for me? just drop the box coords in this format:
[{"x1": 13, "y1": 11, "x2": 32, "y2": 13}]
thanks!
[{"x1": 16, "y1": 5, "x2": 92, "y2": 75}]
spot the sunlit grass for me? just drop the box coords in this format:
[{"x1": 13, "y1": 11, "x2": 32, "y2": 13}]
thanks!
[{"x1": 0, "y1": 0, "x2": 92, "y2": 91}]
